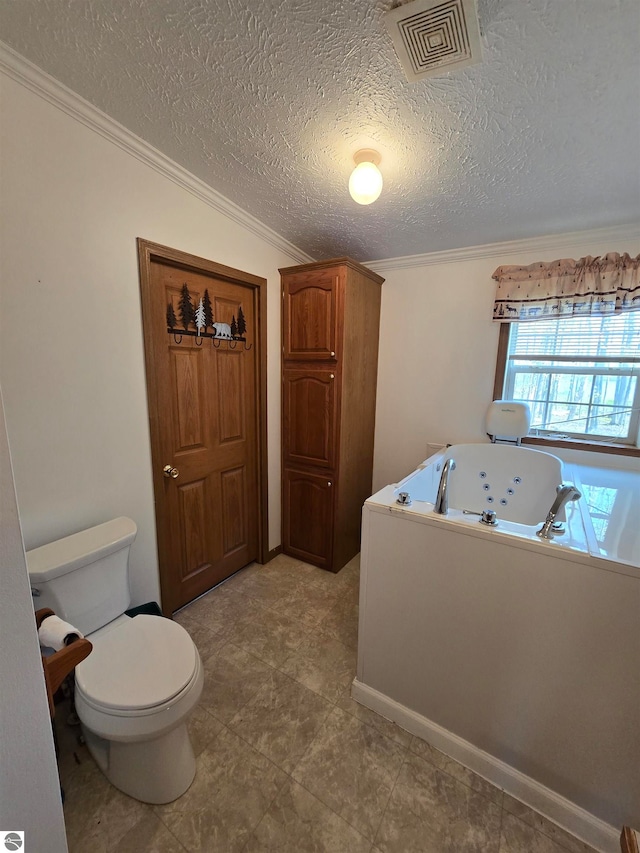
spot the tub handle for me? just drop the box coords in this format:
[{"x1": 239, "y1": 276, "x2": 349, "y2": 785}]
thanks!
[{"x1": 463, "y1": 509, "x2": 498, "y2": 526}]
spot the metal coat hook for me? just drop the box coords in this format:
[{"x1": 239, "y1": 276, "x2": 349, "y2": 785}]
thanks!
[
  {"x1": 168, "y1": 329, "x2": 251, "y2": 350},
  {"x1": 166, "y1": 286, "x2": 251, "y2": 351}
]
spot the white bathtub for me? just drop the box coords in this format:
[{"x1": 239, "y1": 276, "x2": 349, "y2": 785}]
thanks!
[
  {"x1": 391, "y1": 442, "x2": 586, "y2": 544},
  {"x1": 354, "y1": 443, "x2": 640, "y2": 852}
]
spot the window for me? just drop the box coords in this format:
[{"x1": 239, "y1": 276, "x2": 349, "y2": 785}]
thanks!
[{"x1": 497, "y1": 312, "x2": 640, "y2": 446}]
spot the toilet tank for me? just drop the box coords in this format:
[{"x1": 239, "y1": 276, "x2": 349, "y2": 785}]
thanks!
[{"x1": 27, "y1": 517, "x2": 137, "y2": 636}]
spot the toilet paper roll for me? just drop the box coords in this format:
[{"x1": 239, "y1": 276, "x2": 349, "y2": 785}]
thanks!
[{"x1": 38, "y1": 615, "x2": 84, "y2": 651}]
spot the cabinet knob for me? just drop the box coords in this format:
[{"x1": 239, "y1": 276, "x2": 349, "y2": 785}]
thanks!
[
  {"x1": 327, "y1": 481, "x2": 332, "y2": 487},
  {"x1": 330, "y1": 351, "x2": 335, "y2": 357},
  {"x1": 330, "y1": 374, "x2": 335, "y2": 380}
]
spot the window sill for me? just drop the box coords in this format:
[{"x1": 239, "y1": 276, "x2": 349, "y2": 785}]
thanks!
[{"x1": 522, "y1": 435, "x2": 640, "y2": 458}]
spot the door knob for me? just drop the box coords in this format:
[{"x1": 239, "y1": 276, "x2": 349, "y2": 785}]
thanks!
[{"x1": 163, "y1": 465, "x2": 179, "y2": 479}]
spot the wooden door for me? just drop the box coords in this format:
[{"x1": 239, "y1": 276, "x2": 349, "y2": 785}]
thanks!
[
  {"x1": 282, "y1": 269, "x2": 339, "y2": 361},
  {"x1": 138, "y1": 240, "x2": 268, "y2": 613},
  {"x1": 282, "y1": 469, "x2": 334, "y2": 568},
  {"x1": 282, "y1": 368, "x2": 338, "y2": 469}
]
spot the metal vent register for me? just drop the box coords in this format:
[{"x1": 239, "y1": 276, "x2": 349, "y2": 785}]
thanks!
[{"x1": 385, "y1": 0, "x2": 483, "y2": 82}]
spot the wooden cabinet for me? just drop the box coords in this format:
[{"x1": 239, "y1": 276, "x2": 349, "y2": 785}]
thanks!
[
  {"x1": 282, "y1": 268, "x2": 338, "y2": 361},
  {"x1": 283, "y1": 368, "x2": 337, "y2": 469},
  {"x1": 283, "y1": 469, "x2": 334, "y2": 569},
  {"x1": 281, "y1": 258, "x2": 384, "y2": 573}
]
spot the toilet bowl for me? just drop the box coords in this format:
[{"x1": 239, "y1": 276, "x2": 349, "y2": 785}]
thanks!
[
  {"x1": 27, "y1": 517, "x2": 204, "y2": 804},
  {"x1": 74, "y1": 614, "x2": 203, "y2": 803}
]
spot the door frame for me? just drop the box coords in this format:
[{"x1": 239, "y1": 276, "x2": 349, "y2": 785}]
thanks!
[{"x1": 137, "y1": 239, "x2": 269, "y2": 610}]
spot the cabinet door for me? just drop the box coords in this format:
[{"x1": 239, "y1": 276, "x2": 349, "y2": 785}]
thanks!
[
  {"x1": 283, "y1": 269, "x2": 338, "y2": 361},
  {"x1": 283, "y1": 469, "x2": 334, "y2": 569},
  {"x1": 283, "y1": 368, "x2": 337, "y2": 469}
]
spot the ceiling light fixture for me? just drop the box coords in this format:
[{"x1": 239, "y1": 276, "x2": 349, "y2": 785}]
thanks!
[{"x1": 348, "y1": 149, "x2": 383, "y2": 205}]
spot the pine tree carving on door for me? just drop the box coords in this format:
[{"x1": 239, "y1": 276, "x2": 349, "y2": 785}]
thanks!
[{"x1": 166, "y1": 284, "x2": 251, "y2": 349}]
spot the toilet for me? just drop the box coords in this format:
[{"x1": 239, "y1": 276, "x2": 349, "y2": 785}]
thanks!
[{"x1": 27, "y1": 517, "x2": 203, "y2": 804}]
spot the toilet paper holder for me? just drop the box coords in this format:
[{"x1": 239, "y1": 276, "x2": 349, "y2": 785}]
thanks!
[{"x1": 35, "y1": 608, "x2": 93, "y2": 717}]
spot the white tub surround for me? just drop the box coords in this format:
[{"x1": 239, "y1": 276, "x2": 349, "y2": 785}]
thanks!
[
  {"x1": 572, "y1": 465, "x2": 640, "y2": 569},
  {"x1": 354, "y1": 446, "x2": 640, "y2": 853}
]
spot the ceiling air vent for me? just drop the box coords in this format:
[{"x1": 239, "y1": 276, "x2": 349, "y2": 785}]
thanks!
[{"x1": 385, "y1": 0, "x2": 483, "y2": 82}]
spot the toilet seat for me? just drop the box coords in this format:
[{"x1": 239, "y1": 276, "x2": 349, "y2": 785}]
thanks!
[{"x1": 76, "y1": 615, "x2": 198, "y2": 714}]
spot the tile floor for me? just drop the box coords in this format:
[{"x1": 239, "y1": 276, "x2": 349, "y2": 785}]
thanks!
[{"x1": 56, "y1": 553, "x2": 599, "y2": 853}]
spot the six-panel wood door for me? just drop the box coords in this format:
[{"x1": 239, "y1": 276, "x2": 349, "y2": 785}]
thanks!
[
  {"x1": 282, "y1": 469, "x2": 334, "y2": 568},
  {"x1": 282, "y1": 368, "x2": 338, "y2": 469},
  {"x1": 139, "y1": 243, "x2": 263, "y2": 613},
  {"x1": 282, "y1": 269, "x2": 339, "y2": 361}
]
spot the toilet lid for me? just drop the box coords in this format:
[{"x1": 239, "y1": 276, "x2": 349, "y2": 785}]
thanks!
[{"x1": 76, "y1": 615, "x2": 197, "y2": 711}]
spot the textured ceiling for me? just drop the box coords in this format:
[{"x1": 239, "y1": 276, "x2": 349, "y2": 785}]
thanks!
[{"x1": 0, "y1": 0, "x2": 638, "y2": 261}]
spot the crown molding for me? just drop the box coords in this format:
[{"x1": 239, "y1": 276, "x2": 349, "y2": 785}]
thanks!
[
  {"x1": 0, "y1": 42, "x2": 314, "y2": 266},
  {"x1": 366, "y1": 223, "x2": 640, "y2": 273}
]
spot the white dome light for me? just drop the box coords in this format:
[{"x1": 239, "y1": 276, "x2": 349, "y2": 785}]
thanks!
[{"x1": 348, "y1": 149, "x2": 383, "y2": 205}]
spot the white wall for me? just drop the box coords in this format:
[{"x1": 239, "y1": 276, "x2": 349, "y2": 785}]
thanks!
[
  {"x1": 0, "y1": 70, "x2": 304, "y2": 606},
  {"x1": 0, "y1": 390, "x2": 68, "y2": 852},
  {"x1": 371, "y1": 227, "x2": 640, "y2": 492}
]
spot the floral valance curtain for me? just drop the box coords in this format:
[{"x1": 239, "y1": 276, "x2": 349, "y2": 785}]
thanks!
[{"x1": 492, "y1": 252, "x2": 640, "y2": 322}]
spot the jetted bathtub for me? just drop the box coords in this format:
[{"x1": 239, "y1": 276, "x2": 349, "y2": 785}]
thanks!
[{"x1": 354, "y1": 443, "x2": 640, "y2": 852}]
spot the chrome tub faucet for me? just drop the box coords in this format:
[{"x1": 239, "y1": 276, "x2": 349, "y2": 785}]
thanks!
[
  {"x1": 434, "y1": 458, "x2": 456, "y2": 515},
  {"x1": 536, "y1": 484, "x2": 581, "y2": 540}
]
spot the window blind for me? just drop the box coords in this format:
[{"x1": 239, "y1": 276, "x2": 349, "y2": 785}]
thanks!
[
  {"x1": 504, "y1": 311, "x2": 640, "y2": 442},
  {"x1": 509, "y1": 312, "x2": 640, "y2": 360}
]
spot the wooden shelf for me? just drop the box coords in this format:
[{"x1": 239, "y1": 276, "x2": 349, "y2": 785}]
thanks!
[{"x1": 36, "y1": 608, "x2": 93, "y2": 717}]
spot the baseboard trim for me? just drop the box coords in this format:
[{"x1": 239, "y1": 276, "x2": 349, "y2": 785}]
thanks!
[{"x1": 351, "y1": 678, "x2": 619, "y2": 853}]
